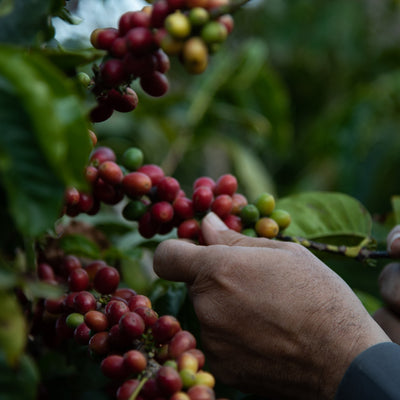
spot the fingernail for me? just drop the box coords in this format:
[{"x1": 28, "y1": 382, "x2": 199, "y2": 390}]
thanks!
[{"x1": 204, "y1": 212, "x2": 229, "y2": 231}]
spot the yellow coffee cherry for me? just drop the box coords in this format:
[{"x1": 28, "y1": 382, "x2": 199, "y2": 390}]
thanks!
[
  {"x1": 255, "y1": 217, "x2": 279, "y2": 239},
  {"x1": 165, "y1": 11, "x2": 192, "y2": 39},
  {"x1": 194, "y1": 370, "x2": 215, "y2": 388},
  {"x1": 182, "y1": 37, "x2": 209, "y2": 74}
]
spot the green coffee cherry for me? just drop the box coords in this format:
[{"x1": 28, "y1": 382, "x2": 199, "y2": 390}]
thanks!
[
  {"x1": 255, "y1": 193, "x2": 275, "y2": 216},
  {"x1": 201, "y1": 21, "x2": 228, "y2": 44},
  {"x1": 189, "y1": 7, "x2": 210, "y2": 26},
  {"x1": 270, "y1": 209, "x2": 291, "y2": 230},
  {"x1": 122, "y1": 147, "x2": 144, "y2": 171},
  {"x1": 240, "y1": 204, "x2": 260, "y2": 226},
  {"x1": 66, "y1": 313, "x2": 84, "y2": 329},
  {"x1": 122, "y1": 200, "x2": 148, "y2": 221}
]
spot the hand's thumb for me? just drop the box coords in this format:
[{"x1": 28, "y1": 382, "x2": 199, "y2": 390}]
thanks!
[{"x1": 201, "y1": 212, "x2": 282, "y2": 249}]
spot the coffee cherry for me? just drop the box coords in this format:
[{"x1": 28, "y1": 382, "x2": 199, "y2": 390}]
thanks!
[
  {"x1": 165, "y1": 11, "x2": 192, "y2": 39},
  {"x1": 255, "y1": 217, "x2": 279, "y2": 239},
  {"x1": 113, "y1": 288, "x2": 137, "y2": 302},
  {"x1": 157, "y1": 176, "x2": 181, "y2": 202},
  {"x1": 211, "y1": 194, "x2": 232, "y2": 218},
  {"x1": 93, "y1": 266, "x2": 120, "y2": 294},
  {"x1": 128, "y1": 294, "x2": 152, "y2": 310},
  {"x1": 138, "y1": 211, "x2": 159, "y2": 239},
  {"x1": 68, "y1": 268, "x2": 89, "y2": 292},
  {"x1": 152, "y1": 315, "x2": 181, "y2": 344},
  {"x1": 73, "y1": 290, "x2": 97, "y2": 314},
  {"x1": 186, "y1": 349, "x2": 206, "y2": 370},
  {"x1": 122, "y1": 200, "x2": 149, "y2": 221},
  {"x1": 173, "y1": 197, "x2": 195, "y2": 220},
  {"x1": 201, "y1": 21, "x2": 228, "y2": 44},
  {"x1": 182, "y1": 37, "x2": 208, "y2": 74},
  {"x1": 89, "y1": 331, "x2": 111, "y2": 356},
  {"x1": 150, "y1": 0, "x2": 170, "y2": 28},
  {"x1": 168, "y1": 330, "x2": 197, "y2": 359},
  {"x1": 123, "y1": 350, "x2": 147, "y2": 375},
  {"x1": 84, "y1": 310, "x2": 109, "y2": 332},
  {"x1": 121, "y1": 147, "x2": 144, "y2": 171},
  {"x1": 192, "y1": 186, "x2": 213, "y2": 213},
  {"x1": 178, "y1": 352, "x2": 199, "y2": 372},
  {"x1": 119, "y1": 311, "x2": 146, "y2": 339},
  {"x1": 90, "y1": 27, "x2": 119, "y2": 50},
  {"x1": 64, "y1": 187, "x2": 80, "y2": 207},
  {"x1": 90, "y1": 102, "x2": 114, "y2": 123},
  {"x1": 78, "y1": 192, "x2": 95, "y2": 213},
  {"x1": 240, "y1": 204, "x2": 260, "y2": 226},
  {"x1": 84, "y1": 260, "x2": 106, "y2": 281},
  {"x1": 187, "y1": 384, "x2": 215, "y2": 400},
  {"x1": 231, "y1": 193, "x2": 248, "y2": 214},
  {"x1": 270, "y1": 209, "x2": 291, "y2": 230},
  {"x1": 180, "y1": 368, "x2": 197, "y2": 388},
  {"x1": 140, "y1": 71, "x2": 169, "y2": 97},
  {"x1": 38, "y1": 262, "x2": 56, "y2": 282},
  {"x1": 137, "y1": 164, "x2": 165, "y2": 185},
  {"x1": 223, "y1": 214, "x2": 242, "y2": 232},
  {"x1": 177, "y1": 219, "x2": 200, "y2": 240},
  {"x1": 119, "y1": 11, "x2": 151, "y2": 35},
  {"x1": 100, "y1": 59, "x2": 127, "y2": 87},
  {"x1": 90, "y1": 146, "x2": 116, "y2": 166},
  {"x1": 105, "y1": 299, "x2": 130, "y2": 326},
  {"x1": 194, "y1": 371, "x2": 215, "y2": 388},
  {"x1": 214, "y1": 174, "x2": 237, "y2": 196},
  {"x1": 101, "y1": 354, "x2": 128, "y2": 380},
  {"x1": 134, "y1": 306, "x2": 158, "y2": 327},
  {"x1": 63, "y1": 255, "x2": 82, "y2": 276},
  {"x1": 189, "y1": 7, "x2": 210, "y2": 26},
  {"x1": 107, "y1": 88, "x2": 139, "y2": 112},
  {"x1": 126, "y1": 27, "x2": 156, "y2": 56},
  {"x1": 122, "y1": 172, "x2": 152, "y2": 198},
  {"x1": 255, "y1": 192, "x2": 275, "y2": 216},
  {"x1": 74, "y1": 322, "x2": 91, "y2": 345},
  {"x1": 156, "y1": 366, "x2": 183, "y2": 396},
  {"x1": 98, "y1": 161, "x2": 124, "y2": 185},
  {"x1": 44, "y1": 295, "x2": 66, "y2": 314},
  {"x1": 154, "y1": 49, "x2": 171, "y2": 73},
  {"x1": 170, "y1": 392, "x2": 191, "y2": 400},
  {"x1": 151, "y1": 201, "x2": 174, "y2": 223},
  {"x1": 116, "y1": 379, "x2": 140, "y2": 400}
]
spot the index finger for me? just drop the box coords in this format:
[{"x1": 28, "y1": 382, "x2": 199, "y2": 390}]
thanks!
[{"x1": 153, "y1": 239, "x2": 202, "y2": 284}]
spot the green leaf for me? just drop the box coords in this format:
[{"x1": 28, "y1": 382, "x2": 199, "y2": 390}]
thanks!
[
  {"x1": 277, "y1": 191, "x2": 372, "y2": 244},
  {"x1": 0, "y1": 45, "x2": 92, "y2": 190},
  {"x1": 0, "y1": 0, "x2": 56, "y2": 45},
  {"x1": 0, "y1": 79, "x2": 66, "y2": 237},
  {"x1": 59, "y1": 234, "x2": 101, "y2": 259},
  {"x1": 0, "y1": 291, "x2": 27, "y2": 365},
  {"x1": 392, "y1": 195, "x2": 400, "y2": 225},
  {"x1": 0, "y1": 353, "x2": 39, "y2": 400},
  {"x1": 228, "y1": 141, "x2": 276, "y2": 201},
  {"x1": 353, "y1": 289, "x2": 383, "y2": 315},
  {"x1": 150, "y1": 280, "x2": 187, "y2": 317}
]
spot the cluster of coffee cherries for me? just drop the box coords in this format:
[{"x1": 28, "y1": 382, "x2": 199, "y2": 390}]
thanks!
[
  {"x1": 33, "y1": 253, "x2": 222, "y2": 400},
  {"x1": 87, "y1": 0, "x2": 234, "y2": 122},
  {"x1": 63, "y1": 135, "x2": 291, "y2": 241}
]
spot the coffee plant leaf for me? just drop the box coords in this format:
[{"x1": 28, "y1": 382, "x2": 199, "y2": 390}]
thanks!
[
  {"x1": 0, "y1": 77, "x2": 66, "y2": 237},
  {"x1": 0, "y1": 45, "x2": 92, "y2": 191},
  {"x1": 0, "y1": 291, "x2": 27, "y2": 366},
  {"x1": 277, "y1": 191, "x2": 372, "y2": 244},
  {"x1": 0, "y1": 0, "x2": 59, "y2": 45},
  {"x1": 392, "y1": 195, "x2": 400, "y2": 225},
  {"x1": 59, "y1": 234, "x2": 102, "y2": 260},
  {"x1": 0, "y1": 353, "x2": 39, "y2": 400},
  {"x1": 150, "y1": 280, "x2": 187, "y2": 317}
]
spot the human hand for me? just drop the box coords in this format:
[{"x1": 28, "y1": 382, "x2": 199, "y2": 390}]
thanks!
[
  {"x1": 153, "y1": 212, "x2": 390, "y2": 400},
  {"x1": 373, "y1": 226, "x2": 400, "y2": 344}
]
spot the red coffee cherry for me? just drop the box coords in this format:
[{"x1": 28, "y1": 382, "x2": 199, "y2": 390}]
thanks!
[
  {"x1": 98, "y1": 161, "x2": 124, "y2": 185},
  {"x1": 150, "y1": 0, "x2": 170, "y2": 28},
  {"x1": 168, "y1": 330, "x2": 197, "y2": 359},
  {"x1": 116, "y1": 379, "x2": 140, "y2": 400},
  {"x1": 38, "y1": 262, "x2": 56, "y2": 282},
  {"x1": 107, "y1": 88, "x2": 139, "y2": 112},
  {"x1": 64, "y1": 187, "x2": 80, "y2": 207},
  {"x1": 214, "y1": 174, "x2": 237, "y2": 196},
  {"x1": 126, "y1": 27, "x2": 156, "y2": 56},
  {"x1": 68, "y1": 268, "x2": 89, "y2": 292},
  {"x1": 90, "y1": 27, "x2": 119, "y2": 50},
  {"x1": 193, "y1": 176, "x2": 216, "y2": 191},
  {"x1": 173, "y1": 197, "x2": 195, "y2": 220},
  {"x1": 140, "y1": 71, "x2": 169, "y2": 97},
  {"x1": 73, "y1": 290, "x2": 97, "y2": 314},
  {"x1": 74, "y1": 322, "x2": 91, "y2": 345},
  {"x1": 100, "y1": 59, "x2": 127, "y2": 88},
  {"x1": 123, "y1": 349, "x2": 147, "y2": 375},
  {"x1": 88, "y1": 331, "x2": 111, "y2": 356},
  {"x1": 211, "y1": 194, "x2": 233, "y2": 218},
  {"x1": 138, "y1": 211, "x2": 159, "y2": 239},
  {"x1": 93, "y1": 266, "x2": 120, "y2": 295},
  {"x1": 231, "y1": 193, "x2": 248, "y2": 214},
  {"x1": 177, "y1": 219, "x2": 200, "y2": 240},
  {"x1": 122, "y1": 171, "x2": 152, "y2": 198},
  {"x1": 105, "y1": 299, "x2": 130, "y2": 326},
  {"x1": 134, "y1": 306, "x2": 158, "y2": 328},
  {"x1": 128, "y1": 294, "x2": 152, "y2": 311},
  {"x1": 152, "y1": 315, "x2": 182, "y2": 344},
  {"x1": 151, "y1": 201, "x2": 174, "y2": 223},
  {"x1": 192, "y1": 186, "x2": 213, "y2": 213},
  {"x1": 157, "y1": 176, "x2": 181, "y2": 202},
  {"x1": 90, "y1": 102, "x2": 114, "y2": 123},
  {"x1": 156, "y1": 366, "x2": 183, "y2": 396},
  {"x1": 137, "y1": 164, "x2": 165, "y2": 185},
  {"x1": 84, "y1": 310, "x2": 109, "y2": 332},
  {"x1": 223, "y1": 214, "x2": 242, "y2": 232},
  {"x1": 101, "y1": 354, "x2": 128, "y2": 380},
  {"x1": 119, "y1": 311, "x2": 146, "y2": 340},
  {"x1": 90, "y1": 146, "x2": 116, "y2": 166}
]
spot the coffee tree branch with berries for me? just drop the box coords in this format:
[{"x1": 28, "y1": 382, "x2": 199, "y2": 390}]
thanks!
[{"x1": 0, "y1": 0, "x2": 400, "y2": 399}]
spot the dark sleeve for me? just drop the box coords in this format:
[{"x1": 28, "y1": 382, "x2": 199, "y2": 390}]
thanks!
[{"x1": 335, "y1": 342, "x2": 400, "y2": 399}]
